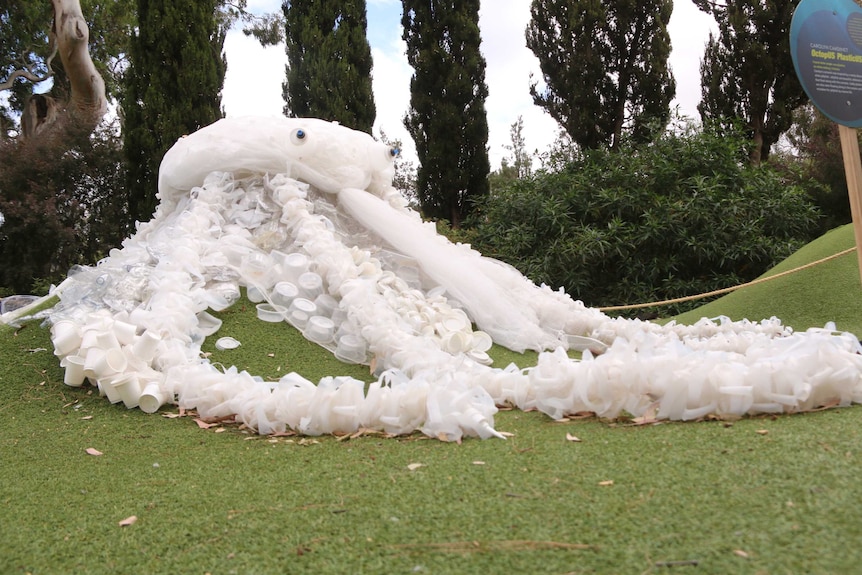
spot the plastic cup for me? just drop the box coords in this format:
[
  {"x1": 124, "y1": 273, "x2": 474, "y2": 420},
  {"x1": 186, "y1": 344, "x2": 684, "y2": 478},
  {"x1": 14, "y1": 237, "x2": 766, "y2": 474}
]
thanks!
[
  {"x1": 62, "y1": 355, "x2": 86, "y2": 387},
  {"x1": 335, "y1": 334, "x2": 367, "y2": 364},
  {"x1": 139, "y1": 382, "x2": 167, "y2": 414},
  {"x1": 83, "y1": 348, "x2": 105, "y2": 379},
  {"x1": 132, "y1": 330, "x2": 162, "y2": 362},
  {"x1": 297, "y1": 271, "x2": 323, "y2": 300},
  {"x1": 303, "y1": 316, "x2": 335, "y2": 344},
  {"x1": 128, "y1": 307, "x2": 150, "y2": 326},
  {"x1": 270, "y1": 250, "x2": 290, "y2": 270},
  {"x1": 79, "y1": 330, "x2": 100, "y2": 352},
  {"x1": 257, "y1": 303, "x2": 287, "y2": 322},
  {"x1": 112, "y1": 374, "x2": 142, "y2": 409},
  {"x1": 313, "y1": 294, "x2": 338, "y2": 318},
  {"x1": 283, "y1": 252, "x2": 309, "y2": 281},
  {"x1": 98, "y1": 376, "x2": 124, "y2": 404},
  {"x1": 206, "y1": 282, "x2": 240, "y2": 311},
  {"x1": 247, "y1": 285, "x2": 265, "y2": 303},
  {"x1": 96, "y1": 329, "x2": 120, "y2": 351},
  {"x1": 287, "y1": 298, "x2": 317, "y2": 329},
  {"x1": 113, "y1": 320, "x2": 138, "y2": 346},
  {"x1": 91, "y1": 347, "x2": 128, "y2": 378},
  {"x1": 241, "y1": 253, "x2": 271, "y2": 284},
  {"x1": 272, "y1": 281, "x2": 299, "y2": 307},
  {"x1": 52, "y1": 320, "x2": 82, "y2": 356},
  {"x1": 196, "y1": 311, "x2": 223, "y2": 336}
]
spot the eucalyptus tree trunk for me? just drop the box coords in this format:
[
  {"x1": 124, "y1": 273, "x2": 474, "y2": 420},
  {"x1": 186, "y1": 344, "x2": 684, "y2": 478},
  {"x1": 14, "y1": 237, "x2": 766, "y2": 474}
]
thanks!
[{"x1": 19, "y1": 0, "x2": 107, "y2": 141}]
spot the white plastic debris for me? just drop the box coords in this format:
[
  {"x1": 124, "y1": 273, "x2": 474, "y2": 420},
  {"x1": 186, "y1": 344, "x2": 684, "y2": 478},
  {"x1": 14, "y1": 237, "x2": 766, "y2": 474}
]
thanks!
[{"x1": 42, "y1": 116, "x2": 862, "y2": 441}]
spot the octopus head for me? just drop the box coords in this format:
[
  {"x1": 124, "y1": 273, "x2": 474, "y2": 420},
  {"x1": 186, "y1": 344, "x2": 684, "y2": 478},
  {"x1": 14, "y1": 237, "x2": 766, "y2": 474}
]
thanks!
[{"x1": 157, "y1": 116, "x2": 399, "y2": 211}]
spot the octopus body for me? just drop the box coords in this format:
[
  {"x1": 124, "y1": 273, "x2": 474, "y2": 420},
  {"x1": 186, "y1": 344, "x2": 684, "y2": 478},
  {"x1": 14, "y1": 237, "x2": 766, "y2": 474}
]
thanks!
[{"x1": 42, "y1": 117, "x2": 862, "y2": 441}]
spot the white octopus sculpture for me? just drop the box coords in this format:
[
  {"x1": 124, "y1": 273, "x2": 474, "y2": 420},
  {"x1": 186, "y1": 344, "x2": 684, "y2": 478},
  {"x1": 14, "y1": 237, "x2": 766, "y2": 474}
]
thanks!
[{"x1": 37, "y1": 117, "x2": 862, "y2": 441}]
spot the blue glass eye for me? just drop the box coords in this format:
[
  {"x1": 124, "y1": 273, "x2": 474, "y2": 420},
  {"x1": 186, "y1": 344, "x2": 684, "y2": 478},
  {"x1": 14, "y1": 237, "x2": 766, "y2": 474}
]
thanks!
[
  {"x1": 290, "y1": 128, "x2": 308, "y2": 145},
  {"x1": 389, "y1": 147, "x2": 400, "y2": 158}
]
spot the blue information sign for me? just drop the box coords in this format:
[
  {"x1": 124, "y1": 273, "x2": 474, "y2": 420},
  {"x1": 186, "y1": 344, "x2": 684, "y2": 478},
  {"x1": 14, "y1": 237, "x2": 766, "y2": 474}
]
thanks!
[{"x1": 791, "y1": 0, "x2": 862, "y2": 127}]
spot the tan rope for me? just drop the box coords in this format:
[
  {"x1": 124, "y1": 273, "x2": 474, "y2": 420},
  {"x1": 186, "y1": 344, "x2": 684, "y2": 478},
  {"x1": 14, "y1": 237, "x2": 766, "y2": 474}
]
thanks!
[{"x1": 598, "y1": 246, "x2": 857, "y2": 312}]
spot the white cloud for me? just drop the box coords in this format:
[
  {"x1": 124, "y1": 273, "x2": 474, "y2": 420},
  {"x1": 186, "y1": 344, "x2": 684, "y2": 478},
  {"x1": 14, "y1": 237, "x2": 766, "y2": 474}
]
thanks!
[
  {"x1": 370, "y1": 43, "x2": 414, "y2": 159},
  {"x1": 222, "y1": 28, "x2": 287, "y2": 117},
  {"x1": 479, "y1": 0, "x2": 559, "y2": 167},
  {"x1": 669, "y1": 0, "x2": 718, "y2": 121}
]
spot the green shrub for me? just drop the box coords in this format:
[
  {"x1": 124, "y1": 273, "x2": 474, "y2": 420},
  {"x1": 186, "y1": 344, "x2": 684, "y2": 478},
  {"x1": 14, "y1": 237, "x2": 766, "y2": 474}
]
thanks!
[{"x1": 472, "y1": 123, "x2": 821, "y2": 317}]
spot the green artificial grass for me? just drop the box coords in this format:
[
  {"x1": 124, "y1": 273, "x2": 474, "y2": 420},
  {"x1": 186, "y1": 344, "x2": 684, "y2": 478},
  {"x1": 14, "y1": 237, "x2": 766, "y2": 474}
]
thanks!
[
  {"x1": 672, "y1": 223, "x2": 862, "y2": 336},
  {"x1": 3, "y1": 227, "x2": 862, "y2": 574}
]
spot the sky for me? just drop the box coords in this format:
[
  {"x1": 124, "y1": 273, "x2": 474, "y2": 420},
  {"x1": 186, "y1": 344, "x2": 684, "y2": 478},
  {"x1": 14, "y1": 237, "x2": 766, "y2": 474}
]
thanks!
[{"x1": 225, "y1": 1, "x2": 714, "y2": 170}]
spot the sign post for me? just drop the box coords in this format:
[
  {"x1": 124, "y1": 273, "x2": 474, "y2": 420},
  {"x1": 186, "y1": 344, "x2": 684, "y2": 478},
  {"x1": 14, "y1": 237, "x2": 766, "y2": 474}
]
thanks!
[{"x1": 791, "y1": 0, "x2": 862, "y2": 285}]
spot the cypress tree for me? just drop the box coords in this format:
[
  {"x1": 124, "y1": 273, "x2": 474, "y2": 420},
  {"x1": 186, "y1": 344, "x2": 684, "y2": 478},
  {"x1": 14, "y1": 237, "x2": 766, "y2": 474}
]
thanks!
[
  {"x1": 282, "y1": 0, "x2": 376, "y2": 133},
  {"x1": 123, "y1": 0, "x2": 226, "y2": 223},
  {"x1": 694, "y1": 0, "x2": 804, "y2": 164},
  {"x1": 526, "y1": 0, "x2": 675, "y2": 150},
  {"x1": 402, "y1": 0, "x2": 490, "y2": 227}
]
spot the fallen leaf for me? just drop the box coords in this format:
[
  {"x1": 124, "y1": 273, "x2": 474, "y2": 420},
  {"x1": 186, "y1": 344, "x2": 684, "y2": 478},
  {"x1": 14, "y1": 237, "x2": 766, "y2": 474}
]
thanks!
[
  {"x1": 472, "y1": 461, "x2": 486, "y2": 465},
  {"x1": 81, "y1": 415, "x2": 93, "y2": 420},
  {"x1": 733, "y1": 549, "x2": 750, "y2": 558},
  {"x1": 631, "y1": 402, "x2": 660, "y2": 425},
  {"x1": 193, "y1": 418, "x2": 217, "y2": 429},
  {"x1": 118, "y1": 515, "x2": 137, "y2": 527},
  {"x1": 598, "y1": 480, "x2": 614, "y2": 486},
  {"x1": 756, "y1": 429, "x2": 769, "y2": 435},
  {"x1": 267, "y1": 353, "x2": 275, "y2": 358},
  {"x1": 407, "y1": 463, "x2": 424, "y2": 471},
  {"x1": 214, "y1": 427, "x2": 227, "y2": 433},
  {"x1": 565, "y1": 433, "x2": 582, "y2": 442},
  {"x1": 85, "y1": 448, "x2": 103, "y2": 456}
]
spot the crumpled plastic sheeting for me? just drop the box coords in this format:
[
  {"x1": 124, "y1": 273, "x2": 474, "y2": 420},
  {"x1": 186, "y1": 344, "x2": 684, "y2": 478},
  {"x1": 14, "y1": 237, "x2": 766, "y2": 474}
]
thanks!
[{"x1": 45, "y1": 117, "x2": 862, "y2": 441}]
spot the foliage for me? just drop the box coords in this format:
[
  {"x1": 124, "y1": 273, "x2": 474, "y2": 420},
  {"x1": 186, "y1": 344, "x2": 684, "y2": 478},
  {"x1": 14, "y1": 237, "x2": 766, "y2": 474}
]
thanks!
[
  {"x1": 470, "y1": 122, "x2": 821, "y2": 317},
  {"x1": 402, "y1": 0, "x2": 490, "y2": 228},
  {"x1": 489, "y1": 116, "x2": 535, "y2": 191},
  {"x1": 282, "y1": 0, "x2": 376, "y2": 133},
  {"x1": 503, "y1": 116, "x2": 533, "y2": 178},
  {"x1": 122, "y1": 0, "x2": 227, "y2": 224},
  {"x1": 0, "y1": 121, "x2": 128, "y2": 293},
  {"x1": 776, "y1": 104, "x2": 852, "y2": 233},
  {"x1": 526, "y1": 0, "x2": 675, "y2": 151},
  {"x1": 694, "y1": 0, "x2": 805, "y2": 164}
]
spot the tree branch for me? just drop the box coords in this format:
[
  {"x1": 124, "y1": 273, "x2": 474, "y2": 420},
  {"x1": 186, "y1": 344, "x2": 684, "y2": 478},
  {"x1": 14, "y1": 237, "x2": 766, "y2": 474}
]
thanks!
[
  {"x1": 0, "y1": 67, "x2": 52, "y2": 92},
  {"x1": 1, "y1": 22, "x2": 59, "y2": 92}
]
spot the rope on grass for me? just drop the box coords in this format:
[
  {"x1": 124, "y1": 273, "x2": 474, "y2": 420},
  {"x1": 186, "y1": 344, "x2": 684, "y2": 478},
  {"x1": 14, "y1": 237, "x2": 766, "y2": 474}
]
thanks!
[{"x1": 598, "y1": 246, "x2": 857, "y2": 312}]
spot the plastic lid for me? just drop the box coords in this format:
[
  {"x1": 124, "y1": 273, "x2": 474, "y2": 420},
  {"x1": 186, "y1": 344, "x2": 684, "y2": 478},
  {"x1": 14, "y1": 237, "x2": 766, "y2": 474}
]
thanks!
[{"x1": 215, "y1": 337, "x2": 241, "y2": 350}]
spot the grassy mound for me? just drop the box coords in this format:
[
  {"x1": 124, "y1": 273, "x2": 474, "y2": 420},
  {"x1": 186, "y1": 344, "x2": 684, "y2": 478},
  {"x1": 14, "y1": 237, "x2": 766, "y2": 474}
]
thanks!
[{"x1": 672, "y1": 224, "x2": 862, "y2": 335}]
